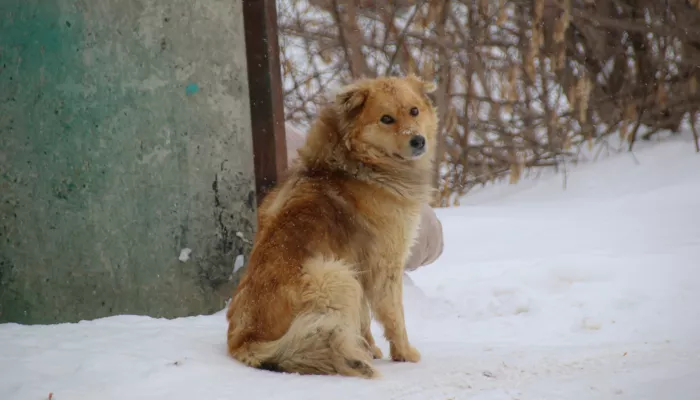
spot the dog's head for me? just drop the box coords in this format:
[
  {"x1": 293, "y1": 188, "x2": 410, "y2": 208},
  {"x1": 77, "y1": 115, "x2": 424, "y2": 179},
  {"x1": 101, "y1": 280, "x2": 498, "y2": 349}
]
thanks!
[{"x1": 334, "y1": 75, "x2": 438, "y2": 167}]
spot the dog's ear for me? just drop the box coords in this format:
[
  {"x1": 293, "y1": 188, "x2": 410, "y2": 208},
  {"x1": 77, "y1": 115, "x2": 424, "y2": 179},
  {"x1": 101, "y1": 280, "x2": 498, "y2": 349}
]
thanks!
[
  {"x1": 406, "y1": 73, "x2": 437, "y2": 94},
  {"x1": 335, "y1": 83, "x2": 369, "y2": 118}
]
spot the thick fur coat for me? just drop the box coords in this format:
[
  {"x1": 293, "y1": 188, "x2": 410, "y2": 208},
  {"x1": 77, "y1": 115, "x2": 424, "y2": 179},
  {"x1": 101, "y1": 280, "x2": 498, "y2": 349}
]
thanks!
[{"x1": 226, "y1": 75, "x2": 439, "y2": 378}]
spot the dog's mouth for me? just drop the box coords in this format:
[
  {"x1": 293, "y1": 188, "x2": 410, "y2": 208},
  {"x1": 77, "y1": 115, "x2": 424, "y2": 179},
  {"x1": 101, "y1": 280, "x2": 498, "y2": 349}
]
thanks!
[
  {"x1": 392, "y1": 150, "x2": 426, "y2": 162},
  {"x1": 392, "y1": 152, "x2": 410, "y2": 161},
  {"x1": 410, "y1": 147, "x2": 426, "y2": 159}
]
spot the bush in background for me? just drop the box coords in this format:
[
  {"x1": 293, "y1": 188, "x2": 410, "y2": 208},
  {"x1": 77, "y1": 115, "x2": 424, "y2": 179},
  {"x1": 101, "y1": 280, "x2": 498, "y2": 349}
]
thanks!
[{"x1": 277, "y1": 0, "x2": 700, "y2": 206}]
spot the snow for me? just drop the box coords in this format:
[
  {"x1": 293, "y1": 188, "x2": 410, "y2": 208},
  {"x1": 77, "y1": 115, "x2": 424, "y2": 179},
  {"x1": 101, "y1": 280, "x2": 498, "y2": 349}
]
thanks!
[
  {"x1": 233, "y1": 254, "x2": 246, "y2": 274},
  {"x1": 177, "y1": 248, "x2": 192, "y2": 262},
  {"x1": 2, "y1": 134, "x2": 700, "y2": 400}
]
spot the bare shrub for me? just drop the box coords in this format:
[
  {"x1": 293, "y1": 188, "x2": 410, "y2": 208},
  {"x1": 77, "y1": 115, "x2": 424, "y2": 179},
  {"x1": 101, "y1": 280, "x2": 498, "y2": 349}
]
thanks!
[{"x1": 277, "y1": 0, "x2": 700, "y2": 207}]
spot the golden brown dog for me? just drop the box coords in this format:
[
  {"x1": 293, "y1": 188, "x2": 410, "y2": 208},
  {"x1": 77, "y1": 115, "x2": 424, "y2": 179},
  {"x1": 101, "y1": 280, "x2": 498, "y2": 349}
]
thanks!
[{"x1": 226, "y1": 74, "x2": 438, "y2": 378}]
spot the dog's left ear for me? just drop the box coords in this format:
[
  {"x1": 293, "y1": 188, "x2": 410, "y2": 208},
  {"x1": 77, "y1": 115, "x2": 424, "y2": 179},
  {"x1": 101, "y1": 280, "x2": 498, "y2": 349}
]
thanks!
[
  {"x1": 335, "y1": 83, "x2": 369, "y2": 118},
  {"x1": 406, "y1": 73, "x2": 437, "y2": 94}
]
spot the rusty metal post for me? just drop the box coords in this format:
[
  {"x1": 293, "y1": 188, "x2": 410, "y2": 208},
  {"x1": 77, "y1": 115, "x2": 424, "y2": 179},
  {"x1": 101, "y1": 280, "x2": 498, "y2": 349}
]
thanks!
[{"x1": 243, "y1": 0, "x2": 288, "y2": 206}]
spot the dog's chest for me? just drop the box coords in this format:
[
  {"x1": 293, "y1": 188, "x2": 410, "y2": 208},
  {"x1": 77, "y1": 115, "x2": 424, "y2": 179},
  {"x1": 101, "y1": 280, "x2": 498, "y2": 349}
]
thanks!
[{"x1": 357, "y1": 202, "x2": 421, "y2": 265}]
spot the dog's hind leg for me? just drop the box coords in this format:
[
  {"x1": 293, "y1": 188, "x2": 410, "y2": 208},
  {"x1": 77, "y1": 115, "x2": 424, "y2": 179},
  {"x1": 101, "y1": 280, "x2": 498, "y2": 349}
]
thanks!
[
  {"x1": 243, "y1": 256, "x2": 378, "y2": 378},
  {"x1": 300, "y1": 255, "x2": 378, "y2": 378}
]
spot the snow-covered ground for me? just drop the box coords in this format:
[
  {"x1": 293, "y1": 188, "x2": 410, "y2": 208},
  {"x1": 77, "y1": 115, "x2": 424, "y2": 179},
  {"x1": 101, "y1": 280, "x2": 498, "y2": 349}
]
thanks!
[{"x1": 2, "y1": 134, "x2": 700, "y2": 400}]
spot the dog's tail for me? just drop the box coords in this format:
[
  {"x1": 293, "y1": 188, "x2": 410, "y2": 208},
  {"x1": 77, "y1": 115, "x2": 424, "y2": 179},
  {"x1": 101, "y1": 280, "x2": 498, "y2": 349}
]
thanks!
[{"x1": 229, "y1": 256, "x2": 378, "y2": 379}]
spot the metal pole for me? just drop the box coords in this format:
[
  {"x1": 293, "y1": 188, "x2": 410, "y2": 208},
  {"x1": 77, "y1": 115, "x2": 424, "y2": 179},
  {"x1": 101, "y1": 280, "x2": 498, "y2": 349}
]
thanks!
[{"x1": 243, "y1": 0, "x2": 288, "y2": 206}]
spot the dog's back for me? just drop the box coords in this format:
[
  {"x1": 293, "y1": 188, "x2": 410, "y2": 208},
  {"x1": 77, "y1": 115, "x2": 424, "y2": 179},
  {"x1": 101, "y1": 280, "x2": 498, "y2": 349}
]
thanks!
[{"x1": 226, "y1": 173, "x2": 377, "y2": 377}]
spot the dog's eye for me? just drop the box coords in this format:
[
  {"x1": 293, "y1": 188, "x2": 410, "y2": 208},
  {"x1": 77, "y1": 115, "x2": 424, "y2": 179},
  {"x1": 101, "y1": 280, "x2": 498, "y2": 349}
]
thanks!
[
  {"x1": 380, "y1": 115, "x2": 395, "y2": 124},
  {"x1": 410, "y1": 107, "x2": 419, "y2": 116}
]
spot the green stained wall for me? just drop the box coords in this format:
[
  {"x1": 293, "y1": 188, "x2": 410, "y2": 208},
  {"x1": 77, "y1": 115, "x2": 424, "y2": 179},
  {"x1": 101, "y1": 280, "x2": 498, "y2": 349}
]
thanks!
[{"x1": 0, "y1": 0, "x2": 256, "y2": 324}]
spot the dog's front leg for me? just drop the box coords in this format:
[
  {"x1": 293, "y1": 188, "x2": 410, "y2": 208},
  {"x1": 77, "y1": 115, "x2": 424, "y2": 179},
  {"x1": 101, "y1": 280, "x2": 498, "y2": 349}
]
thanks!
[
  {"x1": 368, "y1": 268, "x2": 420, "y2": 363},
  {"x1": 360, "y1": 297, "x2": 383, "y2": 359}
]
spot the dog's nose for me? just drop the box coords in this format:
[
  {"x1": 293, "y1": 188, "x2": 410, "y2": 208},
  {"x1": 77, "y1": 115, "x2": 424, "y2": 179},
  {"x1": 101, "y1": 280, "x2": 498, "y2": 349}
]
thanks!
[{"x1": 409, "y1": 135, "x2": 426, "y2": 150}]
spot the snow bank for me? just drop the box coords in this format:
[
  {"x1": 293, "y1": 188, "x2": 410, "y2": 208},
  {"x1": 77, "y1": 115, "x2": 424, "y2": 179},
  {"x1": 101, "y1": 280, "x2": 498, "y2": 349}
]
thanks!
[{"x1": 1, "y1": 134, "x2": 699, "y2": 400}]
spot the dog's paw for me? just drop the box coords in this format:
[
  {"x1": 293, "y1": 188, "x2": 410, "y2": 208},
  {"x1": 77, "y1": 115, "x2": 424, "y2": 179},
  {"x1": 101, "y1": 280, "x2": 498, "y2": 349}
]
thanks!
[
  {"x1": 369, "y1": 344, "x2": 383, "y2": 359},
  {"x1": 390, "y1": 344, "x2": 421, "y2": 363},
  {"x1": 360, "y1": 337, "x2": 383, "y2": 359},
  {"x1": 345, "y1": 358, "x2": 379, "y2": 379}
]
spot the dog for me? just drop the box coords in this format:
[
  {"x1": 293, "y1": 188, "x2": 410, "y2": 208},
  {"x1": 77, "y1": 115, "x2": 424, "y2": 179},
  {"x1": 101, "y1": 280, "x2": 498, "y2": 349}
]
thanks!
[{"x1": 226, "y1": 74, "x2": 438, "y2": 379}]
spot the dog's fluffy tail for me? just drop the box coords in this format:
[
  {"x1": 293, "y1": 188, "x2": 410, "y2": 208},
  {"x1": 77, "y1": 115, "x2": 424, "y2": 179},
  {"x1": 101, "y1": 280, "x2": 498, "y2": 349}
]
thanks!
[{"x1": 230, "y1": 256, "x2": 377, "y2": 379}]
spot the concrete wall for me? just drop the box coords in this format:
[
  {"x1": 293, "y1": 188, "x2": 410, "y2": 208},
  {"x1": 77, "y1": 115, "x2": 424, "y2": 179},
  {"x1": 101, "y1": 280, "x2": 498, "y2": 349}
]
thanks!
[{"x1": 0, "y1": 0, "x2": 256, "y2": 324}]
